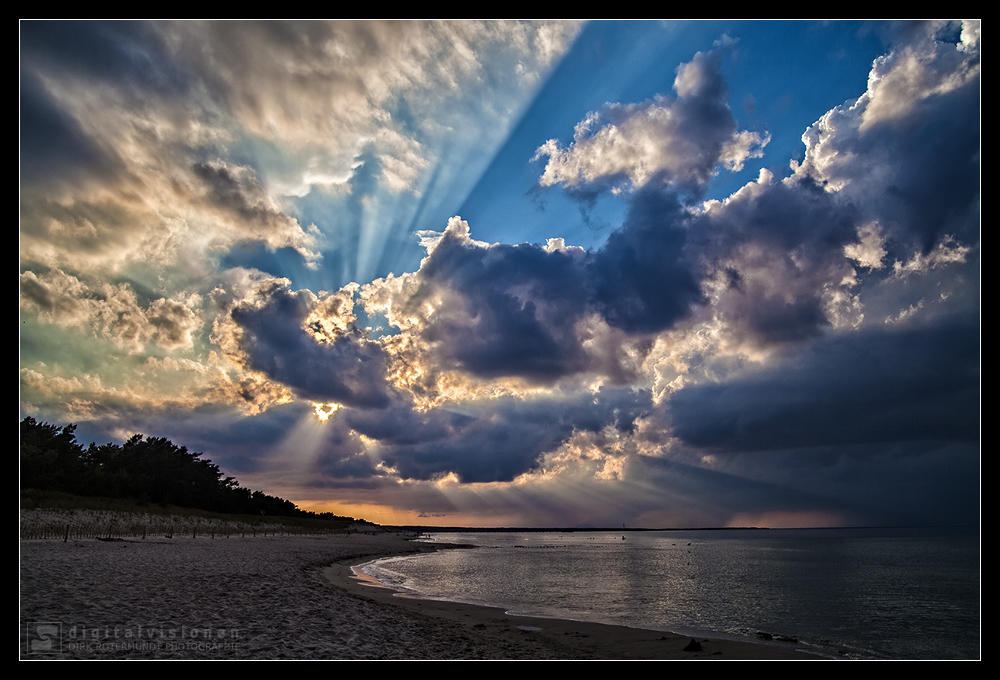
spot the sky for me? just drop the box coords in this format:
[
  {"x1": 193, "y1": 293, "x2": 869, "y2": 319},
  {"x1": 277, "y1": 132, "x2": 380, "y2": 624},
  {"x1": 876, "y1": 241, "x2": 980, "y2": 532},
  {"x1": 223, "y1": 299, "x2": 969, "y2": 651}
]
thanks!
[{"x1": 20, "y1": 20, "x2": 980, "y2": 528}]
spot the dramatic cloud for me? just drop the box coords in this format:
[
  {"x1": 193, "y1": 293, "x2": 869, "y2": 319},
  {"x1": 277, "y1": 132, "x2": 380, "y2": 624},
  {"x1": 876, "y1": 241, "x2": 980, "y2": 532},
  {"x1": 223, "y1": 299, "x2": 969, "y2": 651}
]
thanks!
[
  {"x1": 19, "y1": 269, "x2": 203, "y2": 353},
  {"x1": 669, "y1": 321, "x2": 979, "y2": 452},
  {"x1": 404, "y1": 217, "x2": 592, "y2": 381},
  {"x1": 795, "y1": 20, "x2": 980, "y2": 253},
  {"x1": 343, "y1": 387, "x2": 653, "y2": 483},
  {"x1": 360, "y1": 204, "x2": 700, "y2": 392},
  {"x1": 589, "y1": 188, "x2": 705, "y2": 334},
  {"x1": 223, "y1": 277, "x2": 392, "y2": 409},
  {"x1": 20, "y1": 21, "x2": 979, "y2": 529},
  {"x1": 689, "y1": 171, "x2": 862, "y2": 351},
  {"x1": 19, "y1": 20, "x2": 578, "y2": 282},
  {"x1": 534, "y1": 46, "x2": 768, "y2": 194},
  {"x1": 164, "y1": 21, "x2": 578, "y2": 195}
]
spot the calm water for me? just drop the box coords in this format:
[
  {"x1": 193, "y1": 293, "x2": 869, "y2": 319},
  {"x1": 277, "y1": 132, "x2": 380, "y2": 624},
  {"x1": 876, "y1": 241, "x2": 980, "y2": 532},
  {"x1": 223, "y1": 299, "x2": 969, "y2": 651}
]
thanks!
[{"x1": 359, "y1": 527, "x2": 980, "y2": 659}]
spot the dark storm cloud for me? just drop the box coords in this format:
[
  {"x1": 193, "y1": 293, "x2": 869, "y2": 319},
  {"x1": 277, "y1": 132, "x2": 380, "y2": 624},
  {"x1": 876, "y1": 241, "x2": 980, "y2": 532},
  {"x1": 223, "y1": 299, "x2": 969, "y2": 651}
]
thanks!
[
  {"x1": 413, "y1": 228, "x2": 591, "y2": 382},
  {"x1": 590, "y1": 186, "x2": 704, "y2": 334},
  {"x1": 400, "y1": 172, "x2": 852, "y2": 384},
  {"x1": 690, "y1": 174, "x2": 861, "y2": 346},
  {"x1": 697, "y1": 175, "x2": 858, "y2": 258},
  {"x1": 399, "y1": 194, "x2": 704, "y2": 385},
  {"x1": 867, "y1": 83, "x2": 979, "y2": 255},
  {"x1": 633, "y1": 438, "x2": 979, "y2": 527},
  {"x1": 668, "y1": 320, "x2": 979, "y2": 452},
  {"x1": 343, "y1": 400, "x2": 459, "y2": 447},
  {"x1": 408, "y1": 169, "x2": 852, "y2": 384},
  {"x1": 230, "y1": 284, "x2": 391, "y2": 409},
  {"x1": 347, "y1": 387, "x2": 652, "y2": 483}
]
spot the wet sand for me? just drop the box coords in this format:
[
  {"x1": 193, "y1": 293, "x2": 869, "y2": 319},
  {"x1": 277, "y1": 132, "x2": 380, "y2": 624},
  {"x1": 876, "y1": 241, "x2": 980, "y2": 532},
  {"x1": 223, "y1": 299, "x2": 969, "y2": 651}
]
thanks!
[{"x1": 20, "y1": 533, "x2": 815, "y2": 659}]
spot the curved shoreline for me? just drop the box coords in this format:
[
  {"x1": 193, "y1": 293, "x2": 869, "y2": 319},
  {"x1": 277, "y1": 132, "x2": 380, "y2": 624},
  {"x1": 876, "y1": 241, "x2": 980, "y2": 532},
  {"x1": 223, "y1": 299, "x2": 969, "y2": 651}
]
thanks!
[
  {"x1": 20, "y1": 533, "x2": 817, "y2": 659},
  {"x1": 325, "y1": 538, "x2": 820, "y2": 660}
]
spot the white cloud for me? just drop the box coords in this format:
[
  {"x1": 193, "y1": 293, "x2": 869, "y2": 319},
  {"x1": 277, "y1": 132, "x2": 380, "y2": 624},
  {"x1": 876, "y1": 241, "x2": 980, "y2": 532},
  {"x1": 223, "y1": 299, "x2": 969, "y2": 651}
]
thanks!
[
  {"x1": 534, "y1": 48, "x2": 767, "y2": 193},
  {"x1": 892, "y1": 237, "x2": 970, "y2": 277},
  {"x1": 844, "y1": 222, "x2": 888, "y2": 270},
  {"x1": 861, "y1": 20, "x2": 980, "y2": 130},
  {"x1": 795, "y1": 20, "x2": 980, "y2": 195}
]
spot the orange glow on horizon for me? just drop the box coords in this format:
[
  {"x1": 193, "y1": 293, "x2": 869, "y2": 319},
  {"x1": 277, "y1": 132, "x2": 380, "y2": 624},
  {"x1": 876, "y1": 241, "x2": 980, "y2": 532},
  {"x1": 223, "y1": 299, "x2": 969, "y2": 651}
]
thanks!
[
  {"x1": 294, "y1": 499, "x2": 524, "y2": 528},
  {"x1": 725, "y1": 510, "x2": 846, "y2": 529}
]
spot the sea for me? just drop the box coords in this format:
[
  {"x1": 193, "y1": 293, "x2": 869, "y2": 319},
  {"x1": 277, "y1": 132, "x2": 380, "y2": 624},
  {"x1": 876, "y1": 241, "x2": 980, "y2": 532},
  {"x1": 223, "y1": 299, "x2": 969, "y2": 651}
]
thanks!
[{"x1": 357, "y1": 527, "x2": 980, "y2": 660}]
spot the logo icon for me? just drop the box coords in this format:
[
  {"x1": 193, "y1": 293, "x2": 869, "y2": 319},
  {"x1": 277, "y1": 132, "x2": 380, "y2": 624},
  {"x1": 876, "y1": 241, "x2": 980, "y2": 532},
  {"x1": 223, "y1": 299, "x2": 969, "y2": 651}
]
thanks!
[{"x1": 26, "y1": 622, "x2": 62, "y2": 654}]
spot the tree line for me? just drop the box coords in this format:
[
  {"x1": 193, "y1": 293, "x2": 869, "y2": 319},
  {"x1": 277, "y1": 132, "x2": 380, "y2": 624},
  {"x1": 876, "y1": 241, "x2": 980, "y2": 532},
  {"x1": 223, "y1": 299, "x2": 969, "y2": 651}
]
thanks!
[{"x1": 20, "y1": 417, "x2": 354, "y2": 521}]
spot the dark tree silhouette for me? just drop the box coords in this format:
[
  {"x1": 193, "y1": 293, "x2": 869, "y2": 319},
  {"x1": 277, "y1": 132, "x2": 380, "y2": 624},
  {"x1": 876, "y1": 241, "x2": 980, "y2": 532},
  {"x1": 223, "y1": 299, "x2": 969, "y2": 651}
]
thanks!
[{"x1": 19, "y1": 417, "x2": 353, "y2": 520}]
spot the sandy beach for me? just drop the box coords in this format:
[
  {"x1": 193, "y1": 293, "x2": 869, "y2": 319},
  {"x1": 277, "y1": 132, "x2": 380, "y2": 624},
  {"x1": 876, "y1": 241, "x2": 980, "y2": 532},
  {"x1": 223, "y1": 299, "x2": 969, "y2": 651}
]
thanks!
[{"x1": 20, "y1": 533, "x2": 815, "y2": 660}]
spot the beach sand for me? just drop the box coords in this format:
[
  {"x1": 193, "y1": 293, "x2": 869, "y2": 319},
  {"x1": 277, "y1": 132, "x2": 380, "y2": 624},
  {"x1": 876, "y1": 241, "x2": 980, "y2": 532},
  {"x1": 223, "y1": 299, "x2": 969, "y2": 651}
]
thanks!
[{"x1": 20, "y1": 533, "x2": 816, "y2": 660}]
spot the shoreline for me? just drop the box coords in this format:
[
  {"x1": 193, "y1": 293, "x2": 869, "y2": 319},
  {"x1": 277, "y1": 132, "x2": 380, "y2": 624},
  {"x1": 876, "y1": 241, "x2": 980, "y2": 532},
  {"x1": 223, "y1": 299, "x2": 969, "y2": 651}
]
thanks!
[
  {"x1": 325, "y1": 538, "x2": 820, "y2": 660},
  {"x1": 20, "y1": 533, "x2": 817, "y2": 659}
]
